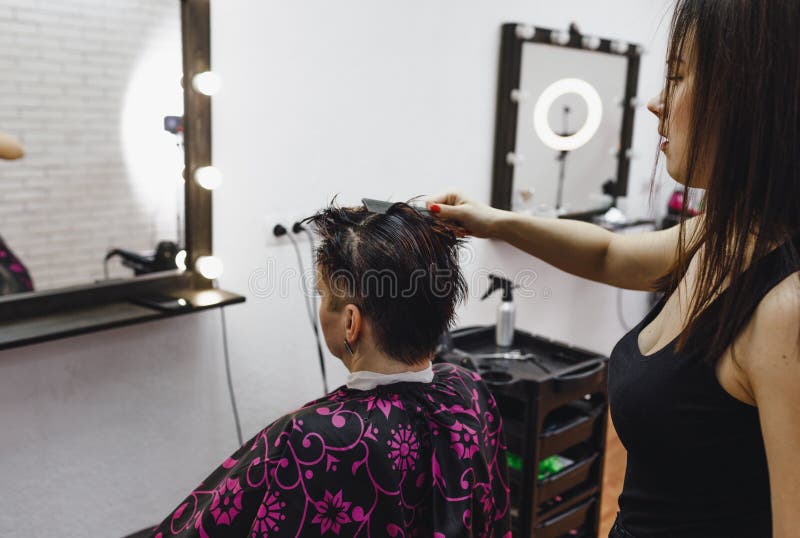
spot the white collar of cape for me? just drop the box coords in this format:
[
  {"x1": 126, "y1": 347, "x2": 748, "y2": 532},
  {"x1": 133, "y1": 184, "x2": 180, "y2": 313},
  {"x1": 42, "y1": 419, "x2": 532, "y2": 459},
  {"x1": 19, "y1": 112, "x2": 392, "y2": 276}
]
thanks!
[{"x1": 345, "y1": 361, "x2": 434, "y2": 391}]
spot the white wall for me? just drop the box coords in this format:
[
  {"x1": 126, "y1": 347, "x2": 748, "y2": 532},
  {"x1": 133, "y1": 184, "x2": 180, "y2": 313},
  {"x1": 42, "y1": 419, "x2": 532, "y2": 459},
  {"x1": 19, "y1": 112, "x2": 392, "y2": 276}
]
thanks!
[
  {"x1": 1, "y1": 1, "x2": 676, "y2": 536},
  {"x1": 0, "y1": 311, "x2": 240, "y2": 537},
  {"x1": 211, "y1": 0, "x2": 674, "y2": 434}
]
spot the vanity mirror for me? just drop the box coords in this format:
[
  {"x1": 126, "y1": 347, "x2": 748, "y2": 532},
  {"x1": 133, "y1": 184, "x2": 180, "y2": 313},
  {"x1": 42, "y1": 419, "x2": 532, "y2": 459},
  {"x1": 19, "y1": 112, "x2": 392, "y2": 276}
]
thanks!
[
  {"x1": 0, "y1": 0, "x2": 243, "y2": 350},
  {"x1": 0, "y1": 0, "x2": 186, "y2": 292},
  {"x1": 491, "y1": 23, "x2": 641, "y2": 219}
]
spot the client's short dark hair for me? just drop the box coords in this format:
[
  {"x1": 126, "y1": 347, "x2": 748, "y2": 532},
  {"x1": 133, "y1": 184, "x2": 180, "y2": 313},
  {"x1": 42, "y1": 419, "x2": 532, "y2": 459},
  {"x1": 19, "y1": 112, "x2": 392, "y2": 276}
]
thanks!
[{"x1": 302, "y1": 196, "x2": 468, "y2": 365}]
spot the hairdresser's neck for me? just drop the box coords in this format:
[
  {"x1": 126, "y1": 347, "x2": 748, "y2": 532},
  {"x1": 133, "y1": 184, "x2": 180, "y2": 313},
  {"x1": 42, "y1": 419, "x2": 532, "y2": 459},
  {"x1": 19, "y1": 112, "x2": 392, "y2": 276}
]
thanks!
[{"x1": 346, "y1": 345, "x2": 432, "y2": 375}]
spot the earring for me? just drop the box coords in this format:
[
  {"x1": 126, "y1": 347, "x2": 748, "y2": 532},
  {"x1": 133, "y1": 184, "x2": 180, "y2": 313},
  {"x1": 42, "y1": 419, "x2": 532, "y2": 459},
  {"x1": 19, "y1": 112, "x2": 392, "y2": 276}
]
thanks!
[{"x1": 344, "y1": 339, "x2": 354, "y2": 355}]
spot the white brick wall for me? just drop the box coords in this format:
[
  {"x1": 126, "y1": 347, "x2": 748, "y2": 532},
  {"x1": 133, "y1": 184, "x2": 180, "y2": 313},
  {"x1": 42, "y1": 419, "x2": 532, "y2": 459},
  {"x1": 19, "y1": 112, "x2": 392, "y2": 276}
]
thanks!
[{"x1": 0, "y1": 0, "x2": 182, "y2": 291}]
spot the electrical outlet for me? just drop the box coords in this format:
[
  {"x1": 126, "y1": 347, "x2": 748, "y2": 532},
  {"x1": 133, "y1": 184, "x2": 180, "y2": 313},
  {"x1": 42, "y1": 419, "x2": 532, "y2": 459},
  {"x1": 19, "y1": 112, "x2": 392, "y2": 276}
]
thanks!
[
  {"x1": 265, "y1": 211, "x2": 313, "y2": 246},
  {"x1": 264, "y1": 211, "x2": 290, "y2": 246}
]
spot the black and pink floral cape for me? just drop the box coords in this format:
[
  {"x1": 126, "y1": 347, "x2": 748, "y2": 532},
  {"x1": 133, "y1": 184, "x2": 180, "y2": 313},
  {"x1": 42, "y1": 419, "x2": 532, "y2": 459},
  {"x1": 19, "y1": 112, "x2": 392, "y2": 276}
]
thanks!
[
  {"x1": 0, "y1": 234, "x2": 33, "y2": 294},
  {"x1": 150, "y1": 363, "x2": 511, "y2": 537}
]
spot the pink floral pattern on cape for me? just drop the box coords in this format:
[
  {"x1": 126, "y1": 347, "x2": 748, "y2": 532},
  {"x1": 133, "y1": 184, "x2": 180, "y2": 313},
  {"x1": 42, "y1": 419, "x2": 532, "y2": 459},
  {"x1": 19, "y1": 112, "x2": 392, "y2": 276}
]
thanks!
[{"x1": 150, "y1": 363, "x2": 510, "y2": 537}]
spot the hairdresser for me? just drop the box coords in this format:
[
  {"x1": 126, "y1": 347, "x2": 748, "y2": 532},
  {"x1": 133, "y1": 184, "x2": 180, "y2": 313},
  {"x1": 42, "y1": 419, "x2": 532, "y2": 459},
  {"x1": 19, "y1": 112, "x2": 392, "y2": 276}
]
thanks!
[
  {"x1": 0, "y1": 131, "x2": 34, "y2": 294},
  {"x1": 428, "y1": 2, "x2": 799, "y2": 537}
]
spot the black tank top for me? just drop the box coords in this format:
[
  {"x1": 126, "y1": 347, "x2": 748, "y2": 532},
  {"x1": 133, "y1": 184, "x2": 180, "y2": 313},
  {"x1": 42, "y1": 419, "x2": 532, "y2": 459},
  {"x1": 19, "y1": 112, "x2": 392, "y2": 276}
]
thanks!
[{"x1": 608, "y1": 236, "x2": 799, "y2": 537}]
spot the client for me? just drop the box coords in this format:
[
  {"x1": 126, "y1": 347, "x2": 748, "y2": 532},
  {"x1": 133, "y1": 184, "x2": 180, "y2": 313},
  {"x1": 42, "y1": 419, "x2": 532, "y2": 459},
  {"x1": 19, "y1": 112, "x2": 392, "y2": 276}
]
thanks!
[
  {"x1": 150, "y1": 200, "x2": 511, "y2": 537},
  {"x1": 0, "y1": 130, "x2": 34, "y2": 294}
]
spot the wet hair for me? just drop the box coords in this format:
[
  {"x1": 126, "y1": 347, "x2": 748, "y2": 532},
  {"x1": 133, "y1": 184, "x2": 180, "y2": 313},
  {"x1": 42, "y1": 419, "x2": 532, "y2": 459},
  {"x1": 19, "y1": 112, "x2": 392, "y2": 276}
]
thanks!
[
  {"x1": 650, "y1": 0, "x2": 800, "y2": 363},
  {"x1": 301, "y1": 196, "x2": 468, "y2": 365}
]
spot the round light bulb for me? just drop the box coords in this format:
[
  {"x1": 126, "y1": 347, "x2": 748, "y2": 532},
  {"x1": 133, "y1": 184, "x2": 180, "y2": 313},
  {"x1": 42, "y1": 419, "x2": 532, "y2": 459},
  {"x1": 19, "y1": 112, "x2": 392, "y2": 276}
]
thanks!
[
  {"x1": 506, "y1": 152, "x2": 526, "y2": 166},
  {"x1": 515, "y1": 24, "x2": 536, "y2": 40},
  {"x1": 196, "y1": 255, "x2": 224, "y2": 279},
  {"x1": 533, "y1": 78, "x2": 603, "y2": 152},
  {"x1": 192, "y1": 71, "x2": 222, "y2": 96},
  {"x1": 175, "y1": 249, "x2": 187, "y2": 272},
  {"x1": 582, "y1": 36, "x2": 601, "y2": 50},
  {"x1": 510, "y1": 89, "x2": 530, "y2": 103},
  {"x1": 610, "y1": 40, "x2": 630, "y2": 55},
  {"x1": 194, "y1": 166, "x2": 223, "y2": 190},
  {"x1": 551, "y1": 30, "x2": 570, "y2": 46}
]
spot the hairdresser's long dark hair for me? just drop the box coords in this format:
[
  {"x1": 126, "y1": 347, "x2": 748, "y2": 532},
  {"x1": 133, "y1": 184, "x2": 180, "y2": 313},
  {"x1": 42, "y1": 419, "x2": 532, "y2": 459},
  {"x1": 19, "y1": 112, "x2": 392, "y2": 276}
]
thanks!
[{"x1": 651, "y1": 0, "x2": 800, "y2": 364}]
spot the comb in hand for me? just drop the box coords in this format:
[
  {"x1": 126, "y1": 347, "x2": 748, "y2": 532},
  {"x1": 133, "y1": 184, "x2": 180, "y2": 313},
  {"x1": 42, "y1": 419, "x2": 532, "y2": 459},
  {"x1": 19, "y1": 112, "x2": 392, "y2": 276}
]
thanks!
[{"x1": 361, "y1": 198, "x2": 470, "y2": 237}]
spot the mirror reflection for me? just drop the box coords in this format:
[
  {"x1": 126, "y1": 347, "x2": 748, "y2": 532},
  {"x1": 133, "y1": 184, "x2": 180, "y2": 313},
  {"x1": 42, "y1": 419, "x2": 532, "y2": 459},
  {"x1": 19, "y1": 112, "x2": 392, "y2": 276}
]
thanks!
[
  {"x1": 0, "y1": 0, "x2": 184, "y2": 295},
  {"x1": 512, "y1": 42, "x2": 628, "y2": 216}
]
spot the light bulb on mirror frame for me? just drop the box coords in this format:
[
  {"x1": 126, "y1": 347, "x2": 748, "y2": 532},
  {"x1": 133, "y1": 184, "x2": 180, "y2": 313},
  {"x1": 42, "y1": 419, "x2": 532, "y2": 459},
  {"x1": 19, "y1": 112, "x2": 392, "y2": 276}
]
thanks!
[
  {"x1": 192, "y1": 71, "x2": 222, "y2": 96},
  {"x1": 510, "y1": 89, "x2": 530, "y2": 103},
  {"x1": 194, "y1": 165, "x2": 223, "y2": 190},
  {"x1": 515, "y1": 24, "x2": 536, "y2": 40},
  {"x1": 505, "y1": 152, "x2": 526, "y2": 166},
  {"x1": 196, "y1": 255, "x2": 224, "y2": 280},
  {"x1": 610, "y1": 40, "x2": 630, "y2": 55},
  {"x1": 582, "y1": 35, "x2": 602, "y2": 50},
  {"x1": 550, "y1": 30, "x2": 570, "y2": 46}
]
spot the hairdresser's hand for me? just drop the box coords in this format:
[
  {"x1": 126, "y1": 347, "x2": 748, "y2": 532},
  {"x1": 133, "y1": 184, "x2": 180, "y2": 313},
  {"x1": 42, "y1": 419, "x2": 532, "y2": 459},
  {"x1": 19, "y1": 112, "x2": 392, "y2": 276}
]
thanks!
[{"x1": 425, "y1": 191, "x2": 505, "y2": 239}]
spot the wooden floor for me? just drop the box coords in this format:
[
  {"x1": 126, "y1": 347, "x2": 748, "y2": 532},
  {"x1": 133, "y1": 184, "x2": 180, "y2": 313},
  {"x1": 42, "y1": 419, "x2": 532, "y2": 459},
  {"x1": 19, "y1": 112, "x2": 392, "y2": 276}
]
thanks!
[{"x1": 599, "y1": 415, "x2": 627, "y2": 537}]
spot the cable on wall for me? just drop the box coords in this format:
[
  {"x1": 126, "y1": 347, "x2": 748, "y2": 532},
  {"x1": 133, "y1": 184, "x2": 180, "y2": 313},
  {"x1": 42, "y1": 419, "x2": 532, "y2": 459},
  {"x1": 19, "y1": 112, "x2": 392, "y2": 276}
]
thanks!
[
  {"x1": 220, "y1": 306, "x2": 243, "y2": 446},
  {"x1": 282, "y1": 226, "x2": 329, "y2": 394},
  {"x1": 302, "y1": 227, "x2": 319, "y2": 322}
]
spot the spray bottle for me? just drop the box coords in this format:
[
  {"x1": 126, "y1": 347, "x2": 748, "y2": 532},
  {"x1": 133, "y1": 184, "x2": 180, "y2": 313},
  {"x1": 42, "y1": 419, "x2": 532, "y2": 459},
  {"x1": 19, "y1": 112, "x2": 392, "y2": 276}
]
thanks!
[{"x1": 481, "y1": 274, "x2": 516, "y2": 347}]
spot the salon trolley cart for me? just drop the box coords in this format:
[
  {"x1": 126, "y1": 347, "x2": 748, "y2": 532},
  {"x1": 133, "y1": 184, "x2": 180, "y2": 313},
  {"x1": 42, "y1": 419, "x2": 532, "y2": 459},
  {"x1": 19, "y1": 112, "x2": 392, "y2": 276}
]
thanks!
[{"x1": 435, "y1": 325, "x2": 610, "y2": 538}]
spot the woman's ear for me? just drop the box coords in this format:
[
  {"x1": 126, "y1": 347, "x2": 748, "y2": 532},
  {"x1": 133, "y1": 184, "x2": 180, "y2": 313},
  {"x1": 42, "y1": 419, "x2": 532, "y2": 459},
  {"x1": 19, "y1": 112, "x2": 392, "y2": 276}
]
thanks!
[{"x1": 344, "y1": 303, "x2": 362, "y2": 342}]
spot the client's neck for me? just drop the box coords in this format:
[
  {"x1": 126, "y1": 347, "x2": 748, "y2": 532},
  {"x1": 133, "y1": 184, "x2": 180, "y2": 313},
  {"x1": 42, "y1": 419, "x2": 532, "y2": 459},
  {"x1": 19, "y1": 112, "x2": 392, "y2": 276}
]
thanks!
[{"x1": 347, "y1": 346, "x2": 432, "y2": 375}]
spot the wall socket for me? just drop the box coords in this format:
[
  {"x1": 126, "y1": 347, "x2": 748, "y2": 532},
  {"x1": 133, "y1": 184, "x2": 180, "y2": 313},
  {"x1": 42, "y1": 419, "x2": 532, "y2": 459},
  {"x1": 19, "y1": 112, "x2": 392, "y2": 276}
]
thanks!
[{"x1": 264, "y1": 211, "x2": 314, "y2": 246}]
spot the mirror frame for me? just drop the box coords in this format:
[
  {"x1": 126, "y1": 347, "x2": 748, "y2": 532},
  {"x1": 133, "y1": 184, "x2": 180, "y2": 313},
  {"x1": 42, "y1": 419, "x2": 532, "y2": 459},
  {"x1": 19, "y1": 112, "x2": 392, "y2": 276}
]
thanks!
[
  {"x1": 0, "y1": 0, "x2": 236, "y2": 335},
  {"x1": 490, "y1": 22, "x2": 641, "y2": 219}
]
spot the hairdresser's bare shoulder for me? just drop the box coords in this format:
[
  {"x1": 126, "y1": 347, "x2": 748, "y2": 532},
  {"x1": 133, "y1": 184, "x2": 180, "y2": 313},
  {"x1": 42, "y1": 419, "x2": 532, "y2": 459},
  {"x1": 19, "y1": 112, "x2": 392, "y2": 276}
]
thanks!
[
  {"x1": 737, "y1": 269, "x2": 800, "y2": 374},
  {"x1": 735, "y1": 269, "x2": 800, "y2": 536},
  {"x1": 602, "y1": 213, "x2": 704, "y2": 291}
]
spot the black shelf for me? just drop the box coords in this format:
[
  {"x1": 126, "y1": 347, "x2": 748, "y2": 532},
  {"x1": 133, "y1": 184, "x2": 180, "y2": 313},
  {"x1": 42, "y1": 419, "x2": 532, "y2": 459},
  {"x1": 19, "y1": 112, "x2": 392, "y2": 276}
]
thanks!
[
  {"x1": 538, "y1": 483, "x2": 600, "y2": 521},
  {"x1": 538, "y1": 447, "x2": 600, "y2": 502},
  {"x1": 0, "y1": 287, "x2": 245, "y2": 350},
  {"x1": 534, "y1": 497, "x2": 598, "y2": 538},
  {"x1": 539, "y1": 398, "x2": 606, "y2": 460}
]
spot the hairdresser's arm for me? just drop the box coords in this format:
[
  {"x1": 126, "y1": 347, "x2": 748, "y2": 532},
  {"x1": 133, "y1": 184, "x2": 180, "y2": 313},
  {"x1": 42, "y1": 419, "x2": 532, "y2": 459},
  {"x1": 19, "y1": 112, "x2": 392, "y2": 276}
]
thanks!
[
  {"x1": 494, "y1": 210, "x2": 705, "y2": 291},
  {"x1": 0, "y1": 132, "x2": 24, "y2": 160},
  {"x1": 427, "y1": 190, "x2": 702, "y2": 291},
  {"x1": 740, "y1": 276, "x2": 800, "y2": 538}
]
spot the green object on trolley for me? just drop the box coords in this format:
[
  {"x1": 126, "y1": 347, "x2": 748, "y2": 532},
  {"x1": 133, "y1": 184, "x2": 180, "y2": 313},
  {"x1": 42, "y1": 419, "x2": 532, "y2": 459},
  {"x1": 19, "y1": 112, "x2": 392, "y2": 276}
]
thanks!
[
  {"x1": 538, "y1": 455, "x2": 574, "y2": 480},
  {"x1": 507, "y1": 453, "x2": 574, "y2": 478}
]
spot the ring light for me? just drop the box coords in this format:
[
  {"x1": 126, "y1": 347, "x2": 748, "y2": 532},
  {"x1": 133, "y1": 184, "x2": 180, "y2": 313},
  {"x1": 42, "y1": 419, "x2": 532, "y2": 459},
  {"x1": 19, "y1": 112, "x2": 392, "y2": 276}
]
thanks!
[{"x1": 533, "y1": 77, "x2": 603, "y2": 152}]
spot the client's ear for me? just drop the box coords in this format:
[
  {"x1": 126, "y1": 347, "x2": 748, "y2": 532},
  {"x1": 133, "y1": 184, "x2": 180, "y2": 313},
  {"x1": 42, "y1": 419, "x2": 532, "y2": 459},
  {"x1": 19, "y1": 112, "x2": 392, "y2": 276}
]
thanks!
[{"x1": 343, "y1": 303, "x2": 363, "y2": 342}]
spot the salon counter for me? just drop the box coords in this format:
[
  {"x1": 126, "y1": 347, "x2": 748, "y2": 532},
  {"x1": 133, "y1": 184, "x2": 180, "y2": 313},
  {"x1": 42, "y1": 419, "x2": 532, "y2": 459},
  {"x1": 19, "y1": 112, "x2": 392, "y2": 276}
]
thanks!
[{"x1": 0, "y1": 287, "x2": 244, "y2": 351}]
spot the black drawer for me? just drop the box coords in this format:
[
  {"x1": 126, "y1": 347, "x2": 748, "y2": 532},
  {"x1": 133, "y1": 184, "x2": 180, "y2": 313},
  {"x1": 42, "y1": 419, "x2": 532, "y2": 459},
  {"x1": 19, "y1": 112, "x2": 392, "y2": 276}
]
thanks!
[
  {"x1": 538, "y1": 483, "x2": 599, "y2": 521},
  {"x1": 551, "y1": 359, "x2": 606, "y2": 402},
  {"x1": 539, "y1": 398, "x2": 605, "y2": 459},
  {"x1": 537, "y1": 451, "x2": 599, "y2": 502},
  {"x1": 533, "y1": 496, "x2": 597, "y2": 538}
]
